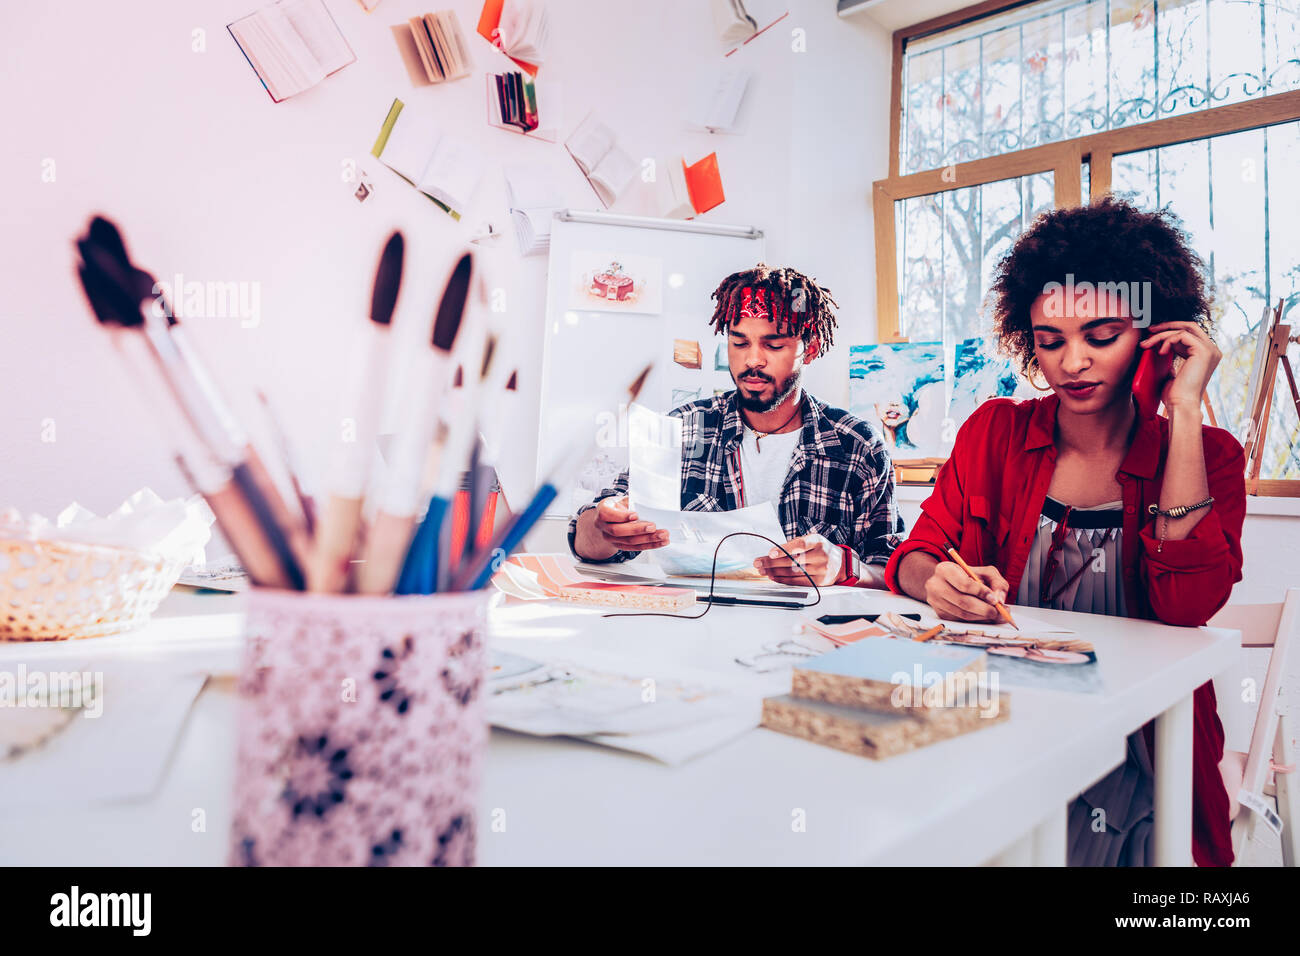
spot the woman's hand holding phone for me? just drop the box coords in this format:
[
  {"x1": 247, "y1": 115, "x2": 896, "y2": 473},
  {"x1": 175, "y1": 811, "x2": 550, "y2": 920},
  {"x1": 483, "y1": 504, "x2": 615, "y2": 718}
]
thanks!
[{"x1": 1138, "y1": 322, "x2": 1221, "y2": 412}]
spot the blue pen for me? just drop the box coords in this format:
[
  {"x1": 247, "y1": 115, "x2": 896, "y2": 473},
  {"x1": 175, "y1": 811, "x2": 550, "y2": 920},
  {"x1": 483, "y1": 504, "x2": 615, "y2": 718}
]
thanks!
[{"x1": 461, "y1": 484, "x2": 557, "y2": 592}]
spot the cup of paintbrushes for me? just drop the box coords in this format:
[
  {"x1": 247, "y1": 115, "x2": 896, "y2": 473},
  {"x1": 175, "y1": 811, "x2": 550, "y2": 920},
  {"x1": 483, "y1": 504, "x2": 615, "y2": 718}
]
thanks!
[{"x1": 228, "y1": 587, "x2": 488, "y2": 866}]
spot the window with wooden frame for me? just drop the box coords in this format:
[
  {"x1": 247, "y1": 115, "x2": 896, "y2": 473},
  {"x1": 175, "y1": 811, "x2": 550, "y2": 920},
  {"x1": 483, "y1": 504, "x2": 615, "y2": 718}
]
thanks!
[{"x1": 873, "y1": 0, "x2": 1300, "y2": 492}]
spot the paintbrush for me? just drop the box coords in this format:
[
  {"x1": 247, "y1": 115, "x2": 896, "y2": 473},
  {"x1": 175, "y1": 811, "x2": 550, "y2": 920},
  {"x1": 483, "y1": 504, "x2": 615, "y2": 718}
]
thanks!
[
  {"x1": 149, "y1": 286, "x2": 314, "y2": 577},
  {"x1": 75, "y1": 218, "x2": 305, "y2": 589},
  {"x1": 457, "y1": 362, "x2": 519, "y2": 582},
  {"x1": 395, "y1": 274, "x2": 496, "y2": 594},
  {"x1": 463, "y1": 329, "x2": 520, "y2": 575},
  {"x1": 943, "y1": 544, "x2": 1018, "y2": 630},
  {"x1": 309, "y1": 231, "x2": 404, "y2": 592},
  {"x1": 257, "y1": 388, "x2": 315, "y2": 536},
  {"x1": 450, "y1": 363, "x2": 653, "y2": 593},
  {"x1": 87, "y1": 218, "x2": 310, "y2": 587},
  {"x1": 357, "y1": 251, "x2": 475, "y2": 594},
  {"x1": 432, "y1": 329, "x2": 498, "y2": 592}
]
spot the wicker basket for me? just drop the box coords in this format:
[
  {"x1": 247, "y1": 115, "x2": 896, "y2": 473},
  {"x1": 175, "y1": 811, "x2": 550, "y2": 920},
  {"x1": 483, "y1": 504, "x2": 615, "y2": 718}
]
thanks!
[{"x1": 0, "y1": 537, "x2": 189, "y2": 641}]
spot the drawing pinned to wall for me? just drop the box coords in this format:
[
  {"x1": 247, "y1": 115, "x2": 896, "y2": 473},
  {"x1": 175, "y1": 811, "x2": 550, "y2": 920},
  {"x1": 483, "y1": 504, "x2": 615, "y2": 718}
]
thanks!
[
  {"x1": 849, "y1": 343, "x2": 946, "y2": 458},
  {"x1": 567, "y1": 250, "x2": 663, "y2": 314},
  {"x1": 572, "y1": 449, "x2": 624, "y2": 510},
  {"x1": 714, "y1": 340, "x2": 728, "y2": 370},
  {"x1": 673, "y1": 339, "x2": 702, "y2": 369},
  {"x1": 672, "y1": 387, "x2": 701, "y2": 406},
  {"x1": 948, "y1": 337, "x2": 1032, "y2": 442}
]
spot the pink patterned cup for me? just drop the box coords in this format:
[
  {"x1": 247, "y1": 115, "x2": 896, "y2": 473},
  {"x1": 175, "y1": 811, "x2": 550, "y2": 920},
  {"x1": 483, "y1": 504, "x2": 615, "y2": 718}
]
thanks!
[{"x1": 229, "y1": 588, "x2": 487, "y2": 867}]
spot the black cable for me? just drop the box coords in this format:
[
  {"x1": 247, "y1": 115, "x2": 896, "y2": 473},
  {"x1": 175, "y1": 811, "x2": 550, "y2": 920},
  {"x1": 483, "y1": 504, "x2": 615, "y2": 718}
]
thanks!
[{"x1": 601, "y1": 531, "x2": 822, "y2": 620}]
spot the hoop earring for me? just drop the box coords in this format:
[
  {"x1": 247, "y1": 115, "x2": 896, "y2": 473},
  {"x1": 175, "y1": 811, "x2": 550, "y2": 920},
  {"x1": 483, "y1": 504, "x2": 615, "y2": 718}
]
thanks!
[{"x1": 1027, "y1": 360, "x2": 1053, "y2": 393}]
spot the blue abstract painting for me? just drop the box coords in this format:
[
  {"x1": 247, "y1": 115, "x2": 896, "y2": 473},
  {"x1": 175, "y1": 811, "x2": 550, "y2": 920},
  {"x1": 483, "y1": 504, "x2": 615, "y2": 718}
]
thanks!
[
  {"x1": 849, "y1": 343, "x2": 946, "y2": 458},
  {"x1": 949, "y1": 337, "x2": 1032, "y2": 435}
]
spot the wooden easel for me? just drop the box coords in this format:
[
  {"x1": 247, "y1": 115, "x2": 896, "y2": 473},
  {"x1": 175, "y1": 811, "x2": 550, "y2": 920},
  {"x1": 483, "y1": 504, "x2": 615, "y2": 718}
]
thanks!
[{"x1": 1243, "y1": 299, "x2": 1300, "y2": 496}]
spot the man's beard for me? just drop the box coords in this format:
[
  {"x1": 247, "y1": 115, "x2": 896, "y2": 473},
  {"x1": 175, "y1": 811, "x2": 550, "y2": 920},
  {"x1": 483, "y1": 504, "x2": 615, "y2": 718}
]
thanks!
[{"x1": 733, "y1": 368, "x2": 800, "y2": 413}]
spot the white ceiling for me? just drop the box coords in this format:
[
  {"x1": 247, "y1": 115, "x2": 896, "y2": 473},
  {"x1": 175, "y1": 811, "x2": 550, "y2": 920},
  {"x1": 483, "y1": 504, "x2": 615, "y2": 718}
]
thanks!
[{"x1": 838, "y1": 0, "x2": 991, "y2": 34}]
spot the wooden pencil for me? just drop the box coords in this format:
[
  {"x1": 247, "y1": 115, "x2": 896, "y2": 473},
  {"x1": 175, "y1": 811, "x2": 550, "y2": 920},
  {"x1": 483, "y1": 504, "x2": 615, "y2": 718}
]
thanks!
[{"x1": 943, "y1": 546, "x2": 1018, "y2": 630}]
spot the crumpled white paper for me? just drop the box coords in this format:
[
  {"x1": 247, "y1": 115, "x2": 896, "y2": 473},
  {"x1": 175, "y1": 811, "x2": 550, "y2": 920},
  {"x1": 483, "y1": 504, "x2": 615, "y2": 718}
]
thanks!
[{"x1": 0, "y1": 489, "x2": 215, "y2": 566}]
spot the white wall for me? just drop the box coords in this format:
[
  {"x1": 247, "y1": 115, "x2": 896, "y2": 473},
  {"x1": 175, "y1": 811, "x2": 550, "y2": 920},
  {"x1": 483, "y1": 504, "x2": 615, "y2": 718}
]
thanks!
[
  {"x1": 0, "y1": 0, "x2": 890, "y2": 519},
  {"x1": 2, "y1": 0, "x2": 1295, "y2": 862}
]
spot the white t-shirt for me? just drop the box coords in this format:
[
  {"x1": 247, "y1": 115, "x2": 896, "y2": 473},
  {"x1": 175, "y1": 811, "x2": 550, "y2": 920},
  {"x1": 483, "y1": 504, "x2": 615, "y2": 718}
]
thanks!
[{"x1": 738, "y1": 426, "x2": 800, "y2": 506}]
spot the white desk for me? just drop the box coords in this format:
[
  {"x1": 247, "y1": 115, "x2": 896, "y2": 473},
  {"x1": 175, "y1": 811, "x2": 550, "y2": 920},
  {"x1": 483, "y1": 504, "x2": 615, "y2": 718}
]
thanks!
[{"x1": 0, "y1": 587, "x2": 1239, "y2": 866}]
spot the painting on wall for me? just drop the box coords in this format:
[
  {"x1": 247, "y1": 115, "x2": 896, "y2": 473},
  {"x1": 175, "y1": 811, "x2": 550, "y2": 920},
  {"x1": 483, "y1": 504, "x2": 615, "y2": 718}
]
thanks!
[
  {"x1": 948, "y1": 337, "x2": 1033, "y2": 441},
  {"x1": 848, "y1": 343, "x2": 946, "y2": 459}
]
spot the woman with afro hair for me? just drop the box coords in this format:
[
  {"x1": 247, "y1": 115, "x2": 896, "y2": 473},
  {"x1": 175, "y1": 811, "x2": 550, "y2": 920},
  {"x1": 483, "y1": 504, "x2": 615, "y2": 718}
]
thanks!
[{"x1": 885, "y1": 196, "x2": 1245, "y2": 866}]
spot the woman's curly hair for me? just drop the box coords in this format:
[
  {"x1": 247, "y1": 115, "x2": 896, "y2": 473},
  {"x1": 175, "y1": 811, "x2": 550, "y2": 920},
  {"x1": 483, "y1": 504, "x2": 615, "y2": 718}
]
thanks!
[{"x1": 988, "y1": 196, "x2": 1213, "y2": 377}]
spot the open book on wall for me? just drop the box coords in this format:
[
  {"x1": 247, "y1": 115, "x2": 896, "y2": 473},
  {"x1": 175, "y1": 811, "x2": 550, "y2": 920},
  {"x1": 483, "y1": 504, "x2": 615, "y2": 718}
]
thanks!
[
  {"x1": 486, "y1": 71, "x2": 562, "y2": 141},
  {"x1": 657, "y1": 153, "x2": 726, "y2": 219},
  {"x1": 371, "y1": 98, "x2": 484, "y2": 219},
  {"x1": 712, "y1": 0, "x2": 758, "y2": 43},
  {"x1": 477, "y1": 0, "x2": 548, "y2": 74},
  {"x1": 392, "y1": 11, "x2": 473, "y2": 84},
  {"x1": 228, "y1": 0, "x2": 356, "y2": 102},
  {"x1": 688, "y1": 66, "x2": 753, "y2": 134},
  {"x1": 565, "y1": 113, "x2": 638, "y2": 208}
]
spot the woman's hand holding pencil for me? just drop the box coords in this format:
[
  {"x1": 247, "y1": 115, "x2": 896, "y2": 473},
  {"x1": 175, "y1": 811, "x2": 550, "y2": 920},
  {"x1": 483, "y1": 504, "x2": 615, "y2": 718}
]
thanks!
[{"x1": 926, "y1": 548, "x2": 1017, "y2": 628}]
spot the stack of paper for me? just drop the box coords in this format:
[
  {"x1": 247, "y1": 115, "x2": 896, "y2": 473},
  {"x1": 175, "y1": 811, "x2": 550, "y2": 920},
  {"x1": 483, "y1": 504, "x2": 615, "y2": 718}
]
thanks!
[{"x1": 503, "y1": 166, "x2": 562, "y2": 255}]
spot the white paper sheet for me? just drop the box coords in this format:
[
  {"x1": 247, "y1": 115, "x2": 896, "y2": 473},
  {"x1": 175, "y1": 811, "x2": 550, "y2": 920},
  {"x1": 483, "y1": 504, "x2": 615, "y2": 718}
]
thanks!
[
  {"x1": 635, "y1": 500, "x2": 786, "y2": 577},
  {"x1": 487, "y1": 649, "x2": 761, "y2": 764},
  {"x1": 627, "y1": 402, "x2": 681, "y2": 511},
  {"x1": 0, "y1": 666, "x2": 207, "y2": 809}
]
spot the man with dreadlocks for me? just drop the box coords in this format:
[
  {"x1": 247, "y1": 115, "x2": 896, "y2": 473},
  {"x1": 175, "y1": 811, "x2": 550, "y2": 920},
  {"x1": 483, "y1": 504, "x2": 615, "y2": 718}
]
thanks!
[{"x1": 569, "y1": 264, "x2": 904, "y2": 587}]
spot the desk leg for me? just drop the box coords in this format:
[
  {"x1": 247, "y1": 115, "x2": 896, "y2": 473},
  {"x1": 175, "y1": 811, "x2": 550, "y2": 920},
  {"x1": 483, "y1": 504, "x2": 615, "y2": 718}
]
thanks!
[
  {"x1": 985, "y1": 807, "x2": 1064, "y2": 866},
  {"x1": 1154, "y1": 693, "x2": 1194, "y2": 866},
  {"x1": 1031, "y1": 806, "x2": 1067, "y2": 866},
  {"x1": 985, "y1": 832, "x2": 1032, "y2": 866}
]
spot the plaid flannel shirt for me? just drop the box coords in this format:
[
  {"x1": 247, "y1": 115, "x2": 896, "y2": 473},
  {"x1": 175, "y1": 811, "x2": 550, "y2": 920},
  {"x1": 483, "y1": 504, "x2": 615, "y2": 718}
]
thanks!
[{"x1": 568, "y1": 390, "x2": 904, "y2": 567}]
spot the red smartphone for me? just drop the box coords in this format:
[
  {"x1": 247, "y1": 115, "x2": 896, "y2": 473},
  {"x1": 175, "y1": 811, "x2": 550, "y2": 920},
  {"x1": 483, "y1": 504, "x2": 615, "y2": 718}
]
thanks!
[{"x1": 1131, "y1": 347, "x2": 1175, "y2": 417}]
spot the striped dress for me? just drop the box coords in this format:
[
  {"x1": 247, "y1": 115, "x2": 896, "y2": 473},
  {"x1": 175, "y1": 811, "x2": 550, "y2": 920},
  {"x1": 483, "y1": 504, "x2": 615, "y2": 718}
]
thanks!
[{"x1": 1016, "y1": 495, "x2": 1153, "y2": 867}]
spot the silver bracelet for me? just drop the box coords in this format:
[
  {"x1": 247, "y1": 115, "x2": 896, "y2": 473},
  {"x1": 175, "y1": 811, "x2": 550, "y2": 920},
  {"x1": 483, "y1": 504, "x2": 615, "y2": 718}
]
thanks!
[
  {"x1": 1147, "y1": 496, "x2": 1214, "y2": 552},
  {"x1": 1147, "y1": 496, "x2": 1214, "y2": 519}
]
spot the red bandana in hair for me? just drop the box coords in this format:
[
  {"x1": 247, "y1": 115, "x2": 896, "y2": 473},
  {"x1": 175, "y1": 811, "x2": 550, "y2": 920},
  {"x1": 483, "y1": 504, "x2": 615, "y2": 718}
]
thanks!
[{"x1": 738, "y1": 286, "x2": 769, "y2": 320}]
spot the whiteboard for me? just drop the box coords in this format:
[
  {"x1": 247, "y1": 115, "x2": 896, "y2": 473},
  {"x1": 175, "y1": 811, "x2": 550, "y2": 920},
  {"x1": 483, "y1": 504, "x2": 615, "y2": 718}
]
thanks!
[{"x1": 536, "y1": 210, "x2": 765, "y2": 516}]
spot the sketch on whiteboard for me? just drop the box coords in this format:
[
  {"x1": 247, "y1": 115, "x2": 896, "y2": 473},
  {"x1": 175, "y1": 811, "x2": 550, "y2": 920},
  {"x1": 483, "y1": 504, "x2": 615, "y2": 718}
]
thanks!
[{"x1": 568, "y1": 250, "x2": 664, "y2": 314}]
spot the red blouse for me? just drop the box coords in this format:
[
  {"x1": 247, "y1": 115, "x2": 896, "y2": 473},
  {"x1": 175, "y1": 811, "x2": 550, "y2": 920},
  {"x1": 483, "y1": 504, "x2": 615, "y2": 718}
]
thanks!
[{"x1": 884, "y1": 394, "x2": 1246, "y2": 866}]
